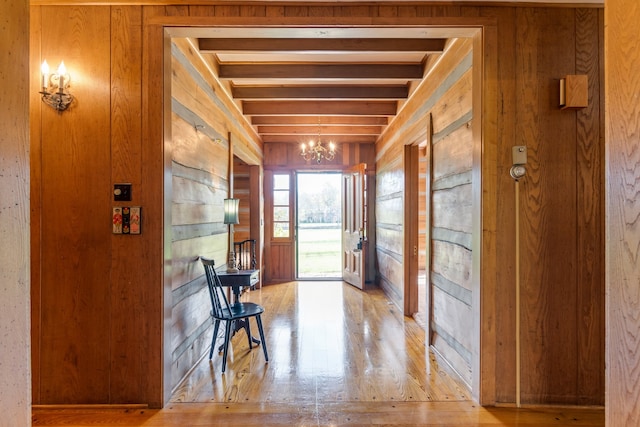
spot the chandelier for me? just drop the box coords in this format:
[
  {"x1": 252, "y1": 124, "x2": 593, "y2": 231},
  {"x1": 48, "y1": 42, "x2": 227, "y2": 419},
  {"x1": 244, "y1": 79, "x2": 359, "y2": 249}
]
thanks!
[{"x1": 300, "y1": 127, "x2": 336, "y2": 164}]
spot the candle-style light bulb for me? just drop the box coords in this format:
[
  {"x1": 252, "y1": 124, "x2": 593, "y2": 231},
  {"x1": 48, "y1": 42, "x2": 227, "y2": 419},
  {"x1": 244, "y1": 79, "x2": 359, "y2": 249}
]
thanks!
[
  {"x1": 301, "y1": 143, "x2": 306, "y2": 153},
  {"x1": 329, "y1": 142, "x2": 335, "y2": 152},
  {"x1": 57, "y1": 61, "x2": 67, "y2": 93},
  {"x1": 41, "y1": 60, "x2": 50, "y2": 90}
]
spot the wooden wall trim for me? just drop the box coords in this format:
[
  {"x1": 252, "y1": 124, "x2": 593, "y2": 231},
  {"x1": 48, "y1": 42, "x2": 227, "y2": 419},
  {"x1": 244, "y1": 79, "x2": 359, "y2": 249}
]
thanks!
[
  {"x1": 158, "y1": 12, "x2": 173, "y2": 408},
  {"x1": 29, "y1": 5, "x2": 43, "y2": 405},
  {"x1": 155, "y1": 15, "x2": 496, "y2": 29},
  {"x1": 473, "y1": 22, "x2": 497, "y2": 407},
  {"x1": 31, "y1": 1, "x2": 604, "y2": 8},
  {"x1": 403, "y1": 145, "x2": 419, "y2": 316}
]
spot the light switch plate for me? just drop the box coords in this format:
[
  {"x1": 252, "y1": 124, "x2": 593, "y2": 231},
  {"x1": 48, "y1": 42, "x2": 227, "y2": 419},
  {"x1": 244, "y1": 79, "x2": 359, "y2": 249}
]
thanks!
[{"x1": 114, "y1": 183, "x2": 132, "y2": 201}]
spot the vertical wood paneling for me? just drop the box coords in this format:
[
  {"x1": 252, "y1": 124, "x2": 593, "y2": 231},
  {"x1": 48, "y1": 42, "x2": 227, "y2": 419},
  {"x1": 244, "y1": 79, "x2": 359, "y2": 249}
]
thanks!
[
  {"x1": 30, "y1": 4, "x2": 43, "y2": 405},
  {"x1": 264, "y1": 142, "x2": 374, "y2": 169},
  {"x1": 109, "y1": 5, "x2": 146, "y2": 403},
  {"x1": 472, "y1": 24, "x2": 498, "y2": 404},
  {"x1": 574, "y1": 8, "x2": 604, "y2": 405},
  {"x1": 27, "y1": 3, "x2": 604, "y2": 409},
  {"x1": 38, "y1": 6, "x2": 112, "y2": 403},
  {"x1": 492, "y1": 6, "x2": 518, "y2": 404},
  {"x1": 141, "y1": 5, "x2": 167, "y2": 407},
  {"x1": 606, "y1": 0, "x2": 640, "y2": 425},
  {"x1": 516, "y1": 8, "x2": 582, "y2": 405}
]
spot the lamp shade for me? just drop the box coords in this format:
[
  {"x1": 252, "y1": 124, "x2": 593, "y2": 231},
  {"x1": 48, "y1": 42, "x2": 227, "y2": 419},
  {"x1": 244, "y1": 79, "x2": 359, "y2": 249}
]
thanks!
[{"x1": 223, "y1": 198, "x2": 240, "y2": 225}]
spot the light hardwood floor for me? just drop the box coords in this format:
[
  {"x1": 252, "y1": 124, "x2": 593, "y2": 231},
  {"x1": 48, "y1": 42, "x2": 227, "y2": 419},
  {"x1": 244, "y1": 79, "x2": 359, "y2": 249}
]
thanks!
[{"x1": 33, "y1": 281, "x2": 604, "y2": 426}]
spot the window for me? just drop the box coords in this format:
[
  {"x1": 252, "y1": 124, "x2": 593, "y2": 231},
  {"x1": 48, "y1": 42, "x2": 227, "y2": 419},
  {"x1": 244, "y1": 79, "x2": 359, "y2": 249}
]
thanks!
[{"x1": 273, "y1": 173, "x2": 290, "y2": 238}]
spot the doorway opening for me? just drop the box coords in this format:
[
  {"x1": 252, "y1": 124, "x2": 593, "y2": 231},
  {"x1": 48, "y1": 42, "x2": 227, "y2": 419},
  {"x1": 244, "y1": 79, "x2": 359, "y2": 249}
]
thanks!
[{"x1": 296, "y1": 172, "x2": 342, "y2": 279}]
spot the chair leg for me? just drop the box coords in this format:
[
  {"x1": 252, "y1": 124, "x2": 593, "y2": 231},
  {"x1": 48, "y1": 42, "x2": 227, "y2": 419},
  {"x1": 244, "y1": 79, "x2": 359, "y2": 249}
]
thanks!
[
  {"x1": 244, "y1": 320, "x2": 253, "y2": 350},
  {"x1": 256, "y1": 315, "x2": 268, "y2": 362},
  {"x1": 221, "y1": 320, "x2": 232, "y2": 373},
  {"x1": 209, "y1": 319, "x2": 220, "y2": 360}
]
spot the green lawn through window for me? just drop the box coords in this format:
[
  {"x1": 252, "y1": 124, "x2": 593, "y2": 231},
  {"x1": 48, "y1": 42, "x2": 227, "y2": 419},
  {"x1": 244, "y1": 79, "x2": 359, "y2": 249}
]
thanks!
[{"x1": 297, "y1": 225, "x2": 341, "y2": 278}]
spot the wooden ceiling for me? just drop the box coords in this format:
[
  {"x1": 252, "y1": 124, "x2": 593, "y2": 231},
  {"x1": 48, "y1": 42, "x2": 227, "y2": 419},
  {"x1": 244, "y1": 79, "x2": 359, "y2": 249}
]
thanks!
[{"x1": 196, "y1": 28, "x2": 448, "y2": 146}]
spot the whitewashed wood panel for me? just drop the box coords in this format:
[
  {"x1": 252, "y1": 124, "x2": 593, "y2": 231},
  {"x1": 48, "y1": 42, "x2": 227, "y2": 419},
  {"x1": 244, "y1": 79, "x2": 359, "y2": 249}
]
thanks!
[
  {"x1": 376, "y1": 226, "x2": 403, "y2": 257},
  {"x1": 376, "y1": 196, "x2": 404, "y2": 227},
  {"x1": 432, "y1": 126, "x2": 473, "y2": 183},
  {"x1": 171, "y1": 234, "x2": 228, "y2": 289},
  {"x1": 432, "y1": 286, "x2": 473, "y2": 354},
  {"x1": 432, "y1": 240, "x2": 472, "y2": 291},
  {"x1": 432, "y1": 184, "x2": 473, "y2": 234}
]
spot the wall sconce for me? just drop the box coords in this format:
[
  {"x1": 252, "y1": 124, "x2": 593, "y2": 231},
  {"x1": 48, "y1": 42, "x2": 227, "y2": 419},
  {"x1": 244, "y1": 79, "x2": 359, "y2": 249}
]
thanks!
[
  {"x1": 40, "y1": 60, "x2": 74, "y2": 112},
  {"x1": 223, "y1": 198, "x2": 240, "y2": 273}
]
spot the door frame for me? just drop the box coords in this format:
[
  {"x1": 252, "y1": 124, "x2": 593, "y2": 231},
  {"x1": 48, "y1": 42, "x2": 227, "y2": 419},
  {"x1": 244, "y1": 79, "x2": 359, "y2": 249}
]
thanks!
[
  {"x1": 295, "y1": 171, "x2": 343, "y2": 280},
  {"x1": 162, "y1": 19, "x2": 497, "y2": 406},
  {"x1": 404, "y1": 144, "x2": 419, "y2": 316}
]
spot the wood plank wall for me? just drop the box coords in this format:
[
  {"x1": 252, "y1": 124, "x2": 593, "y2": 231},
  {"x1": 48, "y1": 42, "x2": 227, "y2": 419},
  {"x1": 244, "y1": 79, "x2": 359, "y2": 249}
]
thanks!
[
  {"x1": 29, "y1": 2, "x2": 604, "y2": 408},
  {"x1": 605, "y1": 0, "x2": 640, "y2": 425},
  {"x1": 376, "y1": 37, "x2": 474, "y2": 386},
  {"x1": 31, "y1": 6, "x2": 146, "y2": 404},
  {"x1": 170, "y1": 38, "x2": 263, "y2": 390},
  {"x1": 430, "y1": 42, "x2": 474, "y2": 388},
  {"x1": 502, "y1": 8, "x2": 604, "y2": 405}
]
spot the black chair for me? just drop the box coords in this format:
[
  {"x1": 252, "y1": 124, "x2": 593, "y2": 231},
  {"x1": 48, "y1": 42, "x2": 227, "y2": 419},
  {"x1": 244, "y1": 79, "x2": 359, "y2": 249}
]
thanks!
[
  {"x1": 200, "y1": 256, "x2": 268, "y2": 373},
  {"x1": 234, "y1": 238, "x2": 257, "y2": 271}
]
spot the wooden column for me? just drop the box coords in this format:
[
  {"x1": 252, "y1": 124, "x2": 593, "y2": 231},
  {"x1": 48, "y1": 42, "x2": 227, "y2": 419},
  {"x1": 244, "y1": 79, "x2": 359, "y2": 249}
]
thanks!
[
  {"x1": 1, "y1": 0, "x2": 30, "y2": 423},
  {"x1": 606, "y1": 0, "x2": 640, "y2": 425}
]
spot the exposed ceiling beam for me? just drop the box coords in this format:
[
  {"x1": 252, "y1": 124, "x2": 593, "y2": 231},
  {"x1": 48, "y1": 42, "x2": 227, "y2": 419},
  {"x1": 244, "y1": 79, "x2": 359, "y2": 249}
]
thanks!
[
  {"x1": 257, "y1": 125, "x2": 383, "y2": 135},
  {"x1": 251, "y1": 116, "x2": 389, "y2": 125},
  {"x1": 193, "y1": 29, "x2": 448, "y2": 146},
  {"x1": 232, "y1": 85, "x2": 409, "y2": 100},
  {"x1": 199, "y1": 38, "x2": 447, "y2": 53},
  {"x1": 243, "y1": 100, "x2": 397, "y2": 116},
  {"x1": 219, "y1": 64, "x2": 424, "y2": 80},
  {"x1": 261, "y1": 134, "x2": 376, "y2": 144}
]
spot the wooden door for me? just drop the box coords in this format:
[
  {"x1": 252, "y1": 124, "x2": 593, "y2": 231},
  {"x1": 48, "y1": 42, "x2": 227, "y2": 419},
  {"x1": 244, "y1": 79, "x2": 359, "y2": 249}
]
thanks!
[
  {"x1": 342, "y1": 163, "x2": 367, "y2": 289},
  {"x1": 264, "y1": 170, "x2": 295, "y2": 283}
]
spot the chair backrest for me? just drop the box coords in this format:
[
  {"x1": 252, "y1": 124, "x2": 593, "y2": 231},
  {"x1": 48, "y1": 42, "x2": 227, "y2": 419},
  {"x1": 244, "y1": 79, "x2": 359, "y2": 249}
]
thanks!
[
  {"x1": 200, "y1": 256, "x2": 231, "y2": 319},
  {"x1": 234, "y1": 239, "x2": 257, "y2": 270}
]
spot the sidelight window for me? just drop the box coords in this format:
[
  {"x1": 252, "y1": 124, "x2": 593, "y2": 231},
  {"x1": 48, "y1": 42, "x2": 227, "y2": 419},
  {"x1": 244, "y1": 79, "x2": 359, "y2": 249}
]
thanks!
[{"x1": 273, "y1": 173, "x2": 290, "y2": 238}]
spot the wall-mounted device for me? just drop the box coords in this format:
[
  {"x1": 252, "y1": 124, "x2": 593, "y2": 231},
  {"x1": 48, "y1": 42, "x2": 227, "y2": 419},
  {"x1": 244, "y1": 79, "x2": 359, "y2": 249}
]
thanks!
[
  {"x1": 510, "y1": 146, "x2": 527, "y2": 180},
  {"x1": 113, "y1": 183, "x2": 132, "y2": 201}
]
